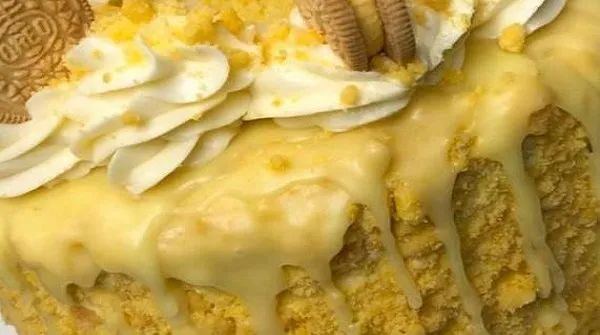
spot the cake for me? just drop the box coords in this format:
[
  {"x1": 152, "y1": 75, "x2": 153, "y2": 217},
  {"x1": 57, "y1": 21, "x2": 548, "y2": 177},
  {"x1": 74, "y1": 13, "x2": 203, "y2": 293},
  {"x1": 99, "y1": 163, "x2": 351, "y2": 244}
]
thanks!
[{"x1": 0, "y1": 0, "x2": 599, "y2": 334}]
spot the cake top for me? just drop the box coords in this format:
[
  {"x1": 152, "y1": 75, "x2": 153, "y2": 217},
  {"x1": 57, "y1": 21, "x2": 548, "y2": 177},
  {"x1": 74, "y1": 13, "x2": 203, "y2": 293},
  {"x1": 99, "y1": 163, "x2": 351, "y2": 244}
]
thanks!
[{"x1": 0, "y1": 0, "x2": 565, "y2": 197}]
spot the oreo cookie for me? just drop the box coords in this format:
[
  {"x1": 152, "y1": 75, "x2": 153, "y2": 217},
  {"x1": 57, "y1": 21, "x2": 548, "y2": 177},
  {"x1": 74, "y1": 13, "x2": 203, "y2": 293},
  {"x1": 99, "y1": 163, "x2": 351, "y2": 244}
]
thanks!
[{"x1": 0, "y1": 0, "x2": 93, "y2": 123}]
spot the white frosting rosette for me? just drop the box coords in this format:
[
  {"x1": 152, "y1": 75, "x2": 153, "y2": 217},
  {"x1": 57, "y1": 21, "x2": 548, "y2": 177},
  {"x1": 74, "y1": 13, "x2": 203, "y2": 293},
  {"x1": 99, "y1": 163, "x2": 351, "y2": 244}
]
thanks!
[
  {"x1": 0, "y1": 33, "x2": 257, "y2": 197},
  {"x1": 0, "y1": 0, "x2": 567, "y2": 197},
  {"x1": 244, "y1": 0, "x2": 476, "y2": 132}
]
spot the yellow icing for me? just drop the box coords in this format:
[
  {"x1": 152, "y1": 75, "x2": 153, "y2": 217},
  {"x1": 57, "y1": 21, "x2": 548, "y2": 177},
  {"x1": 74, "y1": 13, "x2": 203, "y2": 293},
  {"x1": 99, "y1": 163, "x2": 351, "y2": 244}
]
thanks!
[
  {"x1": 498, "y1": 23, "x2": 526, "y2": 53},
  {"x1": 2, "y1": 0, "x2": 600, "y2": 334}
]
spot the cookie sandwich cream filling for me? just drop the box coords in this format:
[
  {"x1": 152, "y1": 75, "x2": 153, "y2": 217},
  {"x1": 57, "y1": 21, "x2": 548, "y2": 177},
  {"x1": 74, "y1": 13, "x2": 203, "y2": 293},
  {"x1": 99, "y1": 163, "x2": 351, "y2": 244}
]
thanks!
[{"x1": 1, "y1": 0, "x2": 597, "y2": 335}]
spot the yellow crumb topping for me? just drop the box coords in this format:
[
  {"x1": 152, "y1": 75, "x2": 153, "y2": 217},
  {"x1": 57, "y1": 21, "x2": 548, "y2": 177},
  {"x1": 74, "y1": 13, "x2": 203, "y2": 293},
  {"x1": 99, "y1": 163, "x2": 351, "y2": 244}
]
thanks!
[
  {"x1": 92, "y1": 4, "x2": 140, "y2": 42},
  {"x1": 140, "y1": 18, "x2": 179, "y2": 55},
  {"x1": 66, "y1": 66, "x2": 89, "y2": 82},
  {"x1": 217, "y1": 8, "x2": 244, "y2": 35},
  {"x1": 372, "y1": 56, "x2": 426, "y2": 86},
  {"x1": 391, "y1": 69, "x2": 415, "y2": 85},
  {"x1": 340, "y1": 85, "x2": 360, "y2": 107},
  {"x1": 258, "y1": 23, "x2": 293, "y2": 64},
  {"x1": 498, "y1": 23, "x2": 526, "y2": 53},
  {"x1": 94, "y1": 15, "x2": 139, "y2": 41},
  {"x1": 122, "y1": 0, "x2": 156, "y2": 24},
  {"x1": 268, "y1": 23, "x2": 291, "y2": 41},
  {"x1": 416, "y1": 0, "x2": 450, "y2": 12},
  {"x1": 123, "y1": 43, "x2": 146, "y2": 65},
  {"x1": 371, "y1": 55, "x2": 395, "y2": 72},
  {"x1": 202, "y1": 0, "x2": 293, "y2": 22},
  {"x1": 407, "y1": 62, "x2": 427, "y2": 78},
  {"x1": 121, "y1": 111, "x2": 144, "y2": 126},
  {"x1": 151, "y1": 0, "x2": 187, "y2": 15},
  {"x1": 269, "y1": 155, "x2": 291, "y2": 173},
  {"x1": 227, "y1": 50, "x2": 252, "y2": 70},
  {"x1": 258, "y1": 23, "x2": 325, "y2": 65},
  {"x1": 174, "y1": 8, "x2": 217, "y2": 45},
  {"x1": 292, "y1": 30, "x2": 325, "y2": 46}
]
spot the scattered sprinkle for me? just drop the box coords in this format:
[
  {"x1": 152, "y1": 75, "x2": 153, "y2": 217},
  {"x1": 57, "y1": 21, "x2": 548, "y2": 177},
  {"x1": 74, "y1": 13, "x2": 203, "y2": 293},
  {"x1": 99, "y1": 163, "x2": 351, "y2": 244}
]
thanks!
[
  {"x1": 123, "y1": 44, "x2": 145, "y2": 64},
  {"x1": 372, "y1": 55, "x2": 426, "y2": 86},
  {"x1": 92, "y1": 5, "x2": 139, "y2": 42},
  {"x1": 121, "y1": 111, "x2": 144, "y2": 126},
  {"x1": 499, "y1": 23, "x2": 526, "y2": 53},
  {"x1": 292, "y1": 30, "x2": 325, "y2": 46},
  {"x1": 176, "y1": 8, "x2": 216, "y2": 45},
  {"x1": 340, "y1": 85, "x2": 360, "y2": 106},
  {"x1": 122, "y1": 0, "x2": 155, "y2": 24},
  {"x1": 228, "y1": 50, "x2": 252, "y2": 70}
]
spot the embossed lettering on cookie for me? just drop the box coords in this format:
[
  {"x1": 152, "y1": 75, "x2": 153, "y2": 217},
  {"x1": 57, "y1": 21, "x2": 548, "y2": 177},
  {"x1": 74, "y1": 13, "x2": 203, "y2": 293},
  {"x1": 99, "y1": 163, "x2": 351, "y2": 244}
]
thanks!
[{"x1": 0, "y1": 0, "x2": 93, "y2": 123}]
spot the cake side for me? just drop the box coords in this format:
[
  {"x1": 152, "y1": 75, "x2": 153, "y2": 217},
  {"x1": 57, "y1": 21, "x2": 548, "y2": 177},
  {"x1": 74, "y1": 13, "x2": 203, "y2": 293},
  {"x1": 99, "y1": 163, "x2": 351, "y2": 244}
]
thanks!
[{"x1": 0, "y1": 102, "x2": 598, "y2": 334}]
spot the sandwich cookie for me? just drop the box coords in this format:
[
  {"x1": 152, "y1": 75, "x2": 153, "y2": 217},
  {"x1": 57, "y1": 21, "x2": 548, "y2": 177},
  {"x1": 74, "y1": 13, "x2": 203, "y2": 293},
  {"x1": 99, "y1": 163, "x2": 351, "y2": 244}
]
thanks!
[
  {"x1": 295, "y1": 0, "x2": 415, "y2": 70},
  {"x1": 0, "y1": 0, "x2": 94, "y2": 123}
]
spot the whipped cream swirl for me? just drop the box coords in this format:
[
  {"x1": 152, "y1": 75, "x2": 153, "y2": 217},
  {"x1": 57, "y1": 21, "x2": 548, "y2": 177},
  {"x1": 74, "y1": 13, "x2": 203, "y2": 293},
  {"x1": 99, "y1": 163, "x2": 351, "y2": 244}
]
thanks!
[
  {"x1": 474, "y1": 0, "x2": 566, "y2": 37},
  {"x1": 0, "y1": 34, "x2": 256, "y2": 197},
  {"x1": 245, "y1": 0, "x2": 476, "y2": 131}
]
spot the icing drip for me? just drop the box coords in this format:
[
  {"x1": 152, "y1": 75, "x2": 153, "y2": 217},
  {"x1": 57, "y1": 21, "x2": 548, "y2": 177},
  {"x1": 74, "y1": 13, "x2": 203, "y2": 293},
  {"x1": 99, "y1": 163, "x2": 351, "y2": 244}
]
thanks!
[
  {"x1": 155, "y1": 126, "x2": 413, "y2": 334},
  {"x1": 465, "y1": 42, "x2": 560, "y2": 296},
  {"x1": 527, "y1": 0, "x2": 600, "y2": 197},
  {"x1": 525, "y1": 3, "x2": 600, "y2": 330},
  {"x1": 380, "y1": 87, "x2": 487, "y2": 332},
  {"x1": 311, "y1": 270, "x2": 358, "y2": 335}
]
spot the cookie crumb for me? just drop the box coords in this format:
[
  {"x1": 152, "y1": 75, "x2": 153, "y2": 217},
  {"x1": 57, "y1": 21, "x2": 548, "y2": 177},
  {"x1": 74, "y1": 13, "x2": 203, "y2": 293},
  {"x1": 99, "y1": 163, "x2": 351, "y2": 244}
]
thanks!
[
  {"x1": 499, "y1": 23, "x2": 526, "y2": 53},
  {"x1": 340, "y1": 85, "x2": 360, "y2": 107}
]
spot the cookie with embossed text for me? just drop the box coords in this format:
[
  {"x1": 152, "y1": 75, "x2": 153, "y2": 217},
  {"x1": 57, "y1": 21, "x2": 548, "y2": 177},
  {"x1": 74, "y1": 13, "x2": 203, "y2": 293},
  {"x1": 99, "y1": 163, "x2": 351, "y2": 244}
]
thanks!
[{"x1": 0, "y1": 0, "x2": 93, "y2": 123}]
